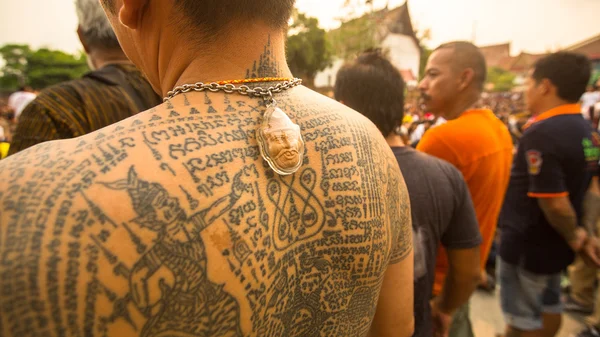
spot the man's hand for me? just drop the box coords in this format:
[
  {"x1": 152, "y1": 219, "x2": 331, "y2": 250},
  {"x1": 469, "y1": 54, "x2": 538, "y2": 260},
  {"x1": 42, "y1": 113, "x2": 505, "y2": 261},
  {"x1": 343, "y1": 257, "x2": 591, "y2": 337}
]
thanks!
[
  {"x1": 569, "y1": 227, "x2": 588, "y2": 252},
  {"x1": 580, "y1": 236, "x2": 600, "y2": 268},
  {"x1": 431, "y1": 299, "x2": 452, "y2": 337}
]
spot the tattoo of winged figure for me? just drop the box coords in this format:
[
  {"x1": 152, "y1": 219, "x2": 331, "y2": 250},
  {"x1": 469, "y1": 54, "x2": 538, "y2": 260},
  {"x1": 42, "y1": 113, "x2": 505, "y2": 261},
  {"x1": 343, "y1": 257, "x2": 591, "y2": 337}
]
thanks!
[{"x1": 100, "y1": 166, "x2": 251, "y2": 337}]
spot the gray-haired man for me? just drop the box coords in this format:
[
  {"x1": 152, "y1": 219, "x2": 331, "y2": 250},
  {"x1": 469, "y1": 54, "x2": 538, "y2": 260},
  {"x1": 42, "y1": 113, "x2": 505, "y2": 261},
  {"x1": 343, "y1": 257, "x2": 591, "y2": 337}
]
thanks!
[{"x1": 9, "y1": 0, "x2": 160, "y2": 155}]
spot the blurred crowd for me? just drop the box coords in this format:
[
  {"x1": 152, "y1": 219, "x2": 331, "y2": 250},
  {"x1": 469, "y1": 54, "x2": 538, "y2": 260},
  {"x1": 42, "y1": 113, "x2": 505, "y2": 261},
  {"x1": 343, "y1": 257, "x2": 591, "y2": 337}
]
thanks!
[{"x1": 0, "y1": 87, "x2": 38, "y2": 157}]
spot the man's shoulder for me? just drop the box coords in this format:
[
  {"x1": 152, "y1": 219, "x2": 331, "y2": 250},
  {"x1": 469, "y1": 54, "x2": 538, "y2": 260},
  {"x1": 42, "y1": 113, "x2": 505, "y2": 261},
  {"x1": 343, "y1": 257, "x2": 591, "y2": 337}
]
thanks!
[
  {"x1": 300, "y1": 88, "x2": 368, "y2": 122},
  {"x1": 416, "y1": 124, "x2": 452, "y2": 152},
  {"x1": 397, "y1": 147, "x2": 451, "y2": 169},
  {"x1": 1, "y1": 136, "x2": 75, "y2": 163},
  {"x1": 397, "y1": 148, "x2": 463, "y2": 187},
  {"x1": 32, "y1": 79, "x2": 92, "y2": 106},
  {"x1": 1, "y1": 113, "x2": 138, "y2": 169},
  {"x1": 454, "y1": 110, "x2": 512, "y2": 146},
  {"x1": 0, "y1": 138, "x2": 74, "y2": 194},
  {"x1": 298, "y1": 89, "x2": 388, "y2": 143},
  {"x1": 30, "y1": 75, "x2": 132, "y2": 118},
  {"x1": 44, "y1": 77, "x2": 90, "y2": 92},
  {"x1": 522, "y1": 122, "x2": 548, "y2": 140},
  {"x1": 527, "y1": 114, "x2": 582, "y2": 138},
  {"x1": 0, "y1": 117, "x2": 140, "y2": 200},
  {"x1": 420, "y1": 119, "x2": 465, "y2": 141}
]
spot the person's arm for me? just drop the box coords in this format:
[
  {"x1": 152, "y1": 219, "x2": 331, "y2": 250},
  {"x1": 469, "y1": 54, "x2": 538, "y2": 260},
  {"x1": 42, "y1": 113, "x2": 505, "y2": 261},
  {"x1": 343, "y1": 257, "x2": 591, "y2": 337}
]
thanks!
[
  {"x1": 432, "y1": 247, "x2": 481, "y2": 316},
  {"x1": 538, "y1": 196, "x2": 587, "y2": 252},
  {"x1": 432, "y1": 165, "x2": 482, "y2": 337},
  {"x1": 582, "y1": 176, "x2": 600, "y2": 236},
  {"x1": 433, "y1": 243, "x2": 481, "y2": 337},
  {"x1": 580, "y1": 176, "x2": 600, "y2": 267},
  {"x1": 523, "y1": 133, "x2": 588, "y2": 252},
  {"x1": 370, "y1": 252, "x2": 415, "y2": 337},
  {"x1": 370, "y1": 180, "x2": 414, "y2": 337}
]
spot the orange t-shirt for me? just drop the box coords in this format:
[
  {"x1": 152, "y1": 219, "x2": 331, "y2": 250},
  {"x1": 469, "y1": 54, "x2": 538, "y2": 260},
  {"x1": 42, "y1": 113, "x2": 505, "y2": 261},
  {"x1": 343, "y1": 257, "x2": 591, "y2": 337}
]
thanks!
[{"x1": 417, "y1": 109, "x2": 513, "y2": 295}]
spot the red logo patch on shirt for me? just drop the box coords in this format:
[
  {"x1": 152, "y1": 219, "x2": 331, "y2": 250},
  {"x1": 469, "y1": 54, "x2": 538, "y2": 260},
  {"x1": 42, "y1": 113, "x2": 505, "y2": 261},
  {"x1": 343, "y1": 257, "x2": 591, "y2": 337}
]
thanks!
[{"x1": 526, "y1": 150, "x2": 543, "y2": 175}]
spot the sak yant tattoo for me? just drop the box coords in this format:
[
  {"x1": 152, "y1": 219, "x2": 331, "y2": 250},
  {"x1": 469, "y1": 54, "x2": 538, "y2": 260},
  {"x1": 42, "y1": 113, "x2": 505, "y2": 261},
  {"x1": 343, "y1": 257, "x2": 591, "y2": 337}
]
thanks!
[
  {"x1": 0, "y1": 43, "x2": 411, "y2": 337},
  {"x1": 246, "y1": 35, "x2": 281, "y2": 79}
]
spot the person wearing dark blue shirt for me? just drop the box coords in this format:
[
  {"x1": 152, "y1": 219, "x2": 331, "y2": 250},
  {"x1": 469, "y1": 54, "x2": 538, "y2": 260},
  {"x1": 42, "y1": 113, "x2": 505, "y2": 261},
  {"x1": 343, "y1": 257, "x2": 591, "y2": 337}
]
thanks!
[{"x1": 498, "y1": 52, "x2": 600, "y2": 337}]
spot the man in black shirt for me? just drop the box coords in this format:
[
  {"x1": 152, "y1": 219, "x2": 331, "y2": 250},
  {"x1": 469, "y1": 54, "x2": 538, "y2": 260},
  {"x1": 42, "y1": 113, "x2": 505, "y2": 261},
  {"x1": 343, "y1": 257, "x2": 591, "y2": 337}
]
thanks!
[
  {"x1": 335, "y1": 49, "x2": 482, "y2": 337},
  {"x1": 499, "y1": 52, "x2": 600, "y2": 337}
]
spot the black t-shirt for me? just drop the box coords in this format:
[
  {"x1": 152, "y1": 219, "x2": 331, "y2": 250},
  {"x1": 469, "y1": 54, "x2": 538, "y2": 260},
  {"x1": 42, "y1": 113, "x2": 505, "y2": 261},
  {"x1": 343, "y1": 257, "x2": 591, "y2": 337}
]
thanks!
[
  {"x1": 499, "y1": 111, "x2": 600, "y2": 274},
  {"x1": 392, "y1": 147, "x2": 481, "y2": 337}
]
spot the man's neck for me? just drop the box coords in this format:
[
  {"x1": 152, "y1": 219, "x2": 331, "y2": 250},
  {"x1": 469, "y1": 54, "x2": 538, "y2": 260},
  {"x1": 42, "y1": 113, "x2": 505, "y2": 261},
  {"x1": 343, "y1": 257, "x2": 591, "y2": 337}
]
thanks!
[
  {"x1": 532, "y1": 99, "x2": 573, "y2": 117},
  {"x1": 160, "y1": 26, "x2": 293, "y2": 98},
  {"x1": 386, "y1": 134, "x2": 405, "y2": 148},
  {"x1": 90, "y1": 49, "x2": 132, "y2": 70},
  {"x1": 442, "y1": 91, "x2": 481, "y2": 120}
]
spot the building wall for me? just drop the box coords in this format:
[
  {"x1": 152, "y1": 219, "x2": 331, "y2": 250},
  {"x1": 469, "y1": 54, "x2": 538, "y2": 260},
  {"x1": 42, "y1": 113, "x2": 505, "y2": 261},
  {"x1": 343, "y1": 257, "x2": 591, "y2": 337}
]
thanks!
[
  {"x1": 314, "y1": 34, "x2": 420, "y2": 88},
  {"x1": 314, "y1": 59, "x2": 345, "y2": 89},
  {"x1": 479, "y1": 44, "x2": 511, "y2": 68},
  {"x1": 570, "y1": 39, "x2": 600, "y2": 59},
  {"x1": 382, "y1": 34, "x2": 421, "y2": 86}
]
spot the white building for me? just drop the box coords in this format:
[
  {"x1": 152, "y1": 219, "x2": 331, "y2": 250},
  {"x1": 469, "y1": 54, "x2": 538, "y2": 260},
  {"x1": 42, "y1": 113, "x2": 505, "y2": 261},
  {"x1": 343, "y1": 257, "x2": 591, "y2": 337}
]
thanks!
[{"x1": 315, "y1": 2, "x2": 421, "y2": 89}]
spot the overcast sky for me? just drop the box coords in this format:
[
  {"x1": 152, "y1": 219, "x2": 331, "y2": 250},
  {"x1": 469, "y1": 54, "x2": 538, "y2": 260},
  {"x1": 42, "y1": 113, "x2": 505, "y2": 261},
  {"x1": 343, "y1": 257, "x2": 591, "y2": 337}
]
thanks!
[{"x1": 0, "y1": 0, "x2": 599, "y2": 55}]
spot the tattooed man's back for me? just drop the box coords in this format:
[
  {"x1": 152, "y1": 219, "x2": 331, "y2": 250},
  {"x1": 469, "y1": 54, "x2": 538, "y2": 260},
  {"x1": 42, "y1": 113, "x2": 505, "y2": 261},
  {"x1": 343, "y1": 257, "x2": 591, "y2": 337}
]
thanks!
[{"x1": 0, "y1": 1, "x2": 414, "y2": 336}]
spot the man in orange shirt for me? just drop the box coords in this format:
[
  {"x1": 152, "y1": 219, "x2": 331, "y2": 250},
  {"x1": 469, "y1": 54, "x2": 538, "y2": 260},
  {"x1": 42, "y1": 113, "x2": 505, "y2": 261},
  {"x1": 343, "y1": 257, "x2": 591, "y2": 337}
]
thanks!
[{"x1": 417, "y1": 41, "x2": 514, "y2": 337}]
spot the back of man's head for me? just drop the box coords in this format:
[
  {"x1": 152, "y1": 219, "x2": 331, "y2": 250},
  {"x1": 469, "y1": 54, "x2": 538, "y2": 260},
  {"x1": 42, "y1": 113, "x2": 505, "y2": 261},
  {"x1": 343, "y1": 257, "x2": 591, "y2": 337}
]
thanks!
[
  {"x1": 334, "y1": 49, "x2": 406, "y2": 138},
  {"x1": 435, "y1": 41, "x2": 487, "y2": 91},
  {"x1": 532, "y1": 52, "x2": 590, "y2": 103},
  {"x1": 76, "y1": 0, "x2": 121, "y2": 51},
  {"x1": 174, "y1": 0, "x2": 295, "y2": 41}
]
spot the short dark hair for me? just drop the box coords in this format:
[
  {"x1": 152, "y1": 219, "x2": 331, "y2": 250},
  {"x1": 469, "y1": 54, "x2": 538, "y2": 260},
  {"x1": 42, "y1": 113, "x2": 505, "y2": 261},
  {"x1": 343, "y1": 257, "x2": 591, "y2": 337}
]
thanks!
[
  {"x1": 435, "y1": 41, "x2": 487, "y2": 91},
  {"x1": 532, "y1": 52, "x2": 591, "y2": 103},
  {"x1": 334, "y1": 49, "x2": 405, "y2": 138},
  {"x1": 101, "y1": 1, "x2": 294, "y2": 42},
  {"x1": 175, "y1": 0, "x2": 295, "y2": 41}
]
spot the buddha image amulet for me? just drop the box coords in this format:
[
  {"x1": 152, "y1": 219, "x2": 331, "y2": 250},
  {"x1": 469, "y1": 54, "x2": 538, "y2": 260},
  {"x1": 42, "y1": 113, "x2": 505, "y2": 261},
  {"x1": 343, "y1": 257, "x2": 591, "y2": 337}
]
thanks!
[{"x1": 257, "y1": 106, "x2": 305, "y2": 176}]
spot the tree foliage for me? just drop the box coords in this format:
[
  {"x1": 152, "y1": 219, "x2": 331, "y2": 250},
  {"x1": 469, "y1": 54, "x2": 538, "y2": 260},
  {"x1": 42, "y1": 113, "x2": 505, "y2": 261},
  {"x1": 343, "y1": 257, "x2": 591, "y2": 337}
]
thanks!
[
  {"x1": 327, "y1": 15, "x2": 378, "y2": 60},
  {"x1": 0, "y1": 44, "x2": 89, "y2": 91},
  {"x1": 286, "y1": 13, "x2": 333, "y2": 88},
  {"x1": 27, "y1": 49, "x2": 89, "y2": 89},
  {"x1": 487, "y1": 67, "x2": 516, "y2": 92},
  {"x1": 416, "y1": 29, "x2": 432, "y2": 80},
  {"x1": 0, "y1": 44, "x2": 31, "y2": 89},
  {"x1": 327, "y1": 0, "x2": 380, "y2": 61},
  {"x1": 590, "y1": 69, "x2": 599, "y2": 87}
]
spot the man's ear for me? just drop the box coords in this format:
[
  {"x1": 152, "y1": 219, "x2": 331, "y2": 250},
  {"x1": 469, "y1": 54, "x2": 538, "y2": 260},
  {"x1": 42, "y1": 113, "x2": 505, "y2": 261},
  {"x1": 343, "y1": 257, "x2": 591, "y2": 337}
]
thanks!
[
  {"x1": 458, "y1": 68, "x2": 475, "y2": 91},
  {"x1": 539, "y1": 78, "x2": 553, "y2": 96},
  {"x1": 119, "y1": 0, "x2": 147, "y2": 30},
  {"x1": 76, "y1": 26, "x2": 90, "y2": 54}
]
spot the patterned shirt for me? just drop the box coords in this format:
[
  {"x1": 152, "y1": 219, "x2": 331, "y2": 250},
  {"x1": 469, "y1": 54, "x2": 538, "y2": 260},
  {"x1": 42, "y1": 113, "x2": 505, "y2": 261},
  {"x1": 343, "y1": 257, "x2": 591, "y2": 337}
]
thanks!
[{"x1": 9, "y1": 64, "x2": 160, "y2": 155}]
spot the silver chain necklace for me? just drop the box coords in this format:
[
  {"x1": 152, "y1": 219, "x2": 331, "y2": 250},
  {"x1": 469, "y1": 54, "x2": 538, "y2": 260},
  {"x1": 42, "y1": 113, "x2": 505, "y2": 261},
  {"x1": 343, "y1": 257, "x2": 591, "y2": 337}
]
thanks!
[{"x1": 164, "y1": 78, "x2": 305, "y2": 176}]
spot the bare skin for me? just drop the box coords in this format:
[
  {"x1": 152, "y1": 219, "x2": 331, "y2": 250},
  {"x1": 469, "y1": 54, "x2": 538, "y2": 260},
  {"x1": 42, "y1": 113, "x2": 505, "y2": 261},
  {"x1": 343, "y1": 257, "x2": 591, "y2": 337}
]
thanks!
[{"x1": 0, "y1": 35, "x2": 413, "y2": 337}]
